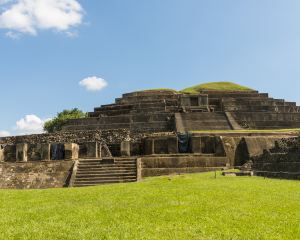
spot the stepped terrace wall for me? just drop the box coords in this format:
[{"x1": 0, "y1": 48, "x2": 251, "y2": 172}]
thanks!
[
  {"x1": 231, "y1": 112, "x2": 300, "y2": 129},
  {"x1": 141, "y1": 155, "x2": 228, "y2": 177},
  {"x1": 0, "y1": 129, "x2": 138, "y2": 146},
  {"x1": 219, "y1": 136, "x2": 290, "y2": 166},
  {"x1": 252, "y1": 137, "x2": 300, "y2": 179},
  {"x1": 0, "y1": 161, "x2": 74, "y2": 189}
]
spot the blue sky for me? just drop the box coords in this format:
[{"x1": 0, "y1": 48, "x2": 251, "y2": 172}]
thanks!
[{"x1": 1, "y1": 0, "x2": 300, "y2": 136}]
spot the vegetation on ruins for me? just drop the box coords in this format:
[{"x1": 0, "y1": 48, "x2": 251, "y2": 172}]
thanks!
[
  {"x1": 181, "y1": 81, "x2": 253, "y2": 93},
  {"x1": 44, "y1": 108, "x2": 87, "y2": 133},
  {"x1": 142, "y1": 81, "x2": 253, "y2": 94},
  {"x1": 0, "y1": 172, "x2": 299, "y2": 240}
]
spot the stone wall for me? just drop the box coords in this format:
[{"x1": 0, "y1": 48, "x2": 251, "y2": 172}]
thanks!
[
  {"x1": 221, "y1": 136, "x2": 287, "y2": 166},
  {"x1": 252, "y1": 136, "x2": 300, "y2": 179},
  {"x1": 0, "y1": 129, "x2": 134, "y2": 145},
  {"x1": 0, "y1": 161, "x2": 74, "y2": 189},
  {"x1": 141, "y1": 155, "x2": 228, "y2": 177}
]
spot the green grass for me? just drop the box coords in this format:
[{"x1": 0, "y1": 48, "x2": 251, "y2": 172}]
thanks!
[
  {"x1": 137, "y1": 88, "x2": 178, "y2": 92},
  {"x1": 0, "y1": 173, "x2": 299, "y2": 240},
  {"x1": 181, "y1": 81, "x2": 253, "y2": 93},
  {"x1": 139, "y1": 82, "x2": 253, "y2": 94}
]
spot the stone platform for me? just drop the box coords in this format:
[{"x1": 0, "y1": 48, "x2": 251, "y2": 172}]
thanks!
[{"x1": 63, "y1": 89, "x2": 300, "y2": 132}]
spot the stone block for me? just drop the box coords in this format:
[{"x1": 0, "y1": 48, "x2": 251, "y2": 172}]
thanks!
[
  {"x1": 120, "y1": 141, "x2": 131, "y2": 156},
  {"x1": 50, "y1": 143, "x2": 65, "y2": 160},
  {"x1": 191, "y1": 137, "x2": 202, "y2": 153},
  {"x1": 167, "y1": 136, "x2": 178, "y2": 154},
  {"x1": 154, "y1": 139, "x2": 168, "y2": 154},
  {"x1": 27, "y1": 144, "x2": 50, "y2": 161},
  {"x1": 201, "y1": 136, "x2": 216, "y2": 154},
  {"x1": 40, "y1": 144, "x2": 51, "y2": 161},
  {"x1": 16, "y1": 143, "x2": 28, "y2": 162},
  {"x1": 27, "y1": 144, "x2": 42, "y2": 161},
  {"x1": 79, "y1": 142, "x2": 99, "y2": 158},
  {"x1": 130, "y1": 142, "x2": 142, "y2": 156},
  {"x1": 3, "y1": 145, "x2": 16, "y2": 162},
  {"x1": 64, "y1": 143, "x2": 79, "y2": 160},
  {"x1": 0, "y1": 145, "x2": 4, "y2": 162},
  {"x1": 144, "y1": 139, "x2": 154, "y2": 155}
]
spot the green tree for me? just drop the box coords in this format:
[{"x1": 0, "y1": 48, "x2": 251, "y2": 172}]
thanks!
[{"x1": 44, "y1": 108, "x2": 87, "y2": 133}]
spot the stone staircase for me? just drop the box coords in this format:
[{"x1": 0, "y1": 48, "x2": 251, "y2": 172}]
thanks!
[
  {"x1": 176, "y1": 112, "x2": 232, "y2": 131},
  {"x1": 73, "y1": 158, "x2": 138, "y2": 187}
]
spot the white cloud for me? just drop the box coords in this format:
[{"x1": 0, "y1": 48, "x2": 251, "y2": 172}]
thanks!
[
  {"x1": 15, "y1": 114, "x2": 48, "y2": 135},
  {"x1": 79, "y1": 76, "x2": 108, "y2": 91},
  {"x1": 0, "y1": 130, "x2": 10, "y2": 137},
  {"x1": 0, "y1": 0, "x2": 84, "y2": 36}
]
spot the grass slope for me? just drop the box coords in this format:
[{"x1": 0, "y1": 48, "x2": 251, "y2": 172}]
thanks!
[
  {"x1": 1, "y1": 173, "x2": 299, "y2": 239},
  {"x1": 181, "y1": 81, "x2": 253, "y2": 93}
]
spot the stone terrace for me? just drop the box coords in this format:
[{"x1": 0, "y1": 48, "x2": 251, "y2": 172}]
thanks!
[{"x1": 63, "y1": 89, "x2": 300, "y2": 133}]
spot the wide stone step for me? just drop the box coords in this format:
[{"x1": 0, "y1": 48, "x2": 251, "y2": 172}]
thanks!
[
  {"x1": 78, "y1": 166, "x2": 136, "y2": 171},
  {"x1": 75, "y1": 176, "x2": 137, "y2": 182},
  {"x1": 78, "y1": 164, "x2": 136, "y2": 167},
  {"x1": 76, "y1": 172, "x2": 136, "y2": 178},
  {"x1": 77, "y1": 170, "x2": 136, "y2": 175},
  {"x1": 79, "y1": 160, "x2": 136, "y2": 164},
  {"x1": 77, "y1": 166, "x2": 136, "y2": 171},
  {"x1": 73, "y1": 179, "x2": 137, "y2": 187}
]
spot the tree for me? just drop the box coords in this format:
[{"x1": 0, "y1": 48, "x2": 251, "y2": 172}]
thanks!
[{"x1": 44, "y1": 108, "x2": 87, "y2": 133}]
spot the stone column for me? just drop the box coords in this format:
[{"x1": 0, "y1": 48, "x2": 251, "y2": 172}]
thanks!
[
  {"x1": 64, "y1": 143, "x2": 79, "y2": 160},
  {"x1": 136, "y1": 158, "x2": 142, "y2": 181},
  {"x1": 40, "y1": 144, "x2": 51, "y2": 161},
  {"x1": 120, "y1": 141, "x2": 131, "y2": 156},
  {"x1": 16, "y1": 143, "x2": 28, "y2": 162},
  {"x1": 144, "y1": 138, "x2": 155, "y2": 155},
  {"x1": 0, "y1": 145, "x2": 4, "y2": 162},
  {"x1": 191, "y1": 137, "x2": 202, "y2": 153}
]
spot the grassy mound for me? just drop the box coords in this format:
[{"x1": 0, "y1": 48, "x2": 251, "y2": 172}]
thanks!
[
  {"x1": 0, "y1": 172, "x2": 299, "y2": 240},
  {"x1": 181, "y1": 81, "x2": 253, "y2": 93},
  {"x1": 137, "y1": 88, "x2": 178, "y2": 93}
]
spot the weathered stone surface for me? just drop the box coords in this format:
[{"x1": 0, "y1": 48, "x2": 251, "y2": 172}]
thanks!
[
  {"x1": 167, "y1": 136, "x2": 178, "y2": 154},
  {"x1": 64, "y1": 143, "x2": 79, "y2": 160},
  {"x1": 79, "y1": 142, "x2": 99, "y2": 158},
  {"x1": 0, "y1": 145, "x2": 4, "y2": 162},
  {"x1": 4, "y1": 145, "x2": 16, "y2": 162},
  {"x1": 16, "y1": 143, "x2": 28, "y2": 162},
  {"x1": 0, "y1": 161, "x2": 74, "y2": 189},
  {"x1": 120, "y1": 141, "x2": 131, "y2": 156},
  {"x1": 252, "y1": 136, "x2": 300, "y2": 179},
  {"x1": 0, "y1": 129, "x2": 135, "y2": 146},
  {"x1": 190, "y1": 136, "x2": 202, "y2": 153},
  {"x1": 27, "y1": 144, "x2": 51, "y2": 161}
]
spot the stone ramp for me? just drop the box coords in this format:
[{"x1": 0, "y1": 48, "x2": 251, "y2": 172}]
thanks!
[
  {"x1": 175, "y1": 113, "x2": 185, "y2": 133},
  {"x1": 176, "y1": 112, "x2": 232, "y2": 131},
  {"x1": 73, "y1": 158, "x2": 137, "y2": 187},
  {"x1": 224, "y1": 112, "x2": 242, "y2": 130}
]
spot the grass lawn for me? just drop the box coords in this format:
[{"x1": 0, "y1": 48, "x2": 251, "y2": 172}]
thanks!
[{"x1": 0, "y1": 173, "x2": 299, "y2": 240}]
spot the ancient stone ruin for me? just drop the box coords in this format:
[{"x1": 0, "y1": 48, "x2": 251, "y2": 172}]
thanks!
[{"x1": 1, "y1": 83, "x2": 300, "y2": 188}]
